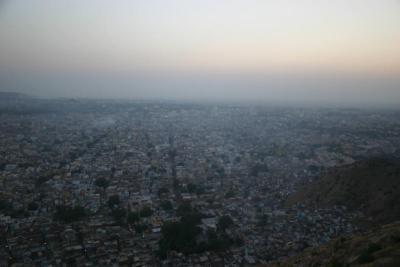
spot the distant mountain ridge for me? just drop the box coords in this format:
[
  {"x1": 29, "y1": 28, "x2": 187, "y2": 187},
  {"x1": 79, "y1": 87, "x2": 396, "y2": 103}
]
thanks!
[
  {"x1": 287, "y1": 156, "x2": 400, "y2": 226},
  {"x1": 0, "y1": 91, "x2": 30, "y2": 100}
]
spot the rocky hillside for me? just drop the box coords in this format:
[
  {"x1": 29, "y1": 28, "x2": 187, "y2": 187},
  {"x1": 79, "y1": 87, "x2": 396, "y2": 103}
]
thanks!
[
  {"x1": 265, "y1": 221, "x2": 400, "y2": 266},
  {"x1": 268, "y1": 157, "x2": 400, "y2": 266},
  {"x1": 287, "y1": 157, "x2": 400, "y2": 226}
]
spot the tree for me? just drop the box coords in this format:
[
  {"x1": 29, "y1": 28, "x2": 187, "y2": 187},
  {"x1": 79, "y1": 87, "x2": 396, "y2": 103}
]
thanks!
[
  {"x1": 108, "y1": 195, "x2": 120, "y2": 208},
  {"x1": 177, "y1": 202, "x2": 193, "y2": 217},
  {"x1": 217, "y1": 215, "x2": 234, "y2": 232},
  {"x1": 173, "y1": 178, "x2": 180, "y2": 191},
  {"x1": 53, "y1": 205, "x2": 86, "y2": 223},
  {"x1": 205, "y1": 230, "x2": 233, "y2": 251},
  {"x1": 196, "y1": 186, "x2": 205, "y2": 195},
  {"x1": 28, "y1": 202, "x2": 39, "y2": 211},
  {"x1": 128, "y1": 212, "x2": 140, "y2": 224},
  {"x1": 158, "y1": 209, "x2": 239, "y2": 257},
  {"x1": 0, "y1": 199, "x2": 28, "y2": 218},
  {"x1": 234, "y1": 236, "x2": 244, "y2": 246},
  {"x1": 157, "y1": 187, "x2": 169, "y2": 197},
  {"x1": 157, "y1": 201, "x2": 207, "y2": 257},
  {"x1": 187, "y1": 183, "x2": 197, "y2": 193},
  {"x1": 159, "y1": 218, "x2": 202, "y2": 256},
  {"x1": 94, "y1": 178, "x2": 110, "y2": 189},
  {"x1": 134, "y1": 223, "x2": 148, "y2": 234},
  {"x1": 177, "y1": 203, "x2": 203, "y2": 225},
  {"x1": 257, "y1": 214, "x2": 269, "y2": 227},
  {"x1": 35, "y1": 176, "x2": 50, "y2": 188},
  {"x1": 111, "y1": 208, "x2": 126, "y2": 224},
  {"x1": 217, "y1": 167, "x2": 225, "y2": 177},
  {"x1": 0, "y1": 199, "x2": 12, "y2": 212},
  {"x1": 140, "y1": 206, "x2": 153, "y2": 217},
  {"x1": 225, "y1": 190, "x2": 236, "y2": 199},
  {"x1": 250, "y1": 163, "x2": 269, "y2": 177},
  {"x1": 160, "y1": 200, "x2": 173, "y2": 211}
]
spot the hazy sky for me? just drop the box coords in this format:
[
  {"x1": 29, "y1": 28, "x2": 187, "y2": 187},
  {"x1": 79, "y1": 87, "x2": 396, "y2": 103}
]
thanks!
[{"x1": 0, "y1": 0, "x2": 399, "y2": 105}]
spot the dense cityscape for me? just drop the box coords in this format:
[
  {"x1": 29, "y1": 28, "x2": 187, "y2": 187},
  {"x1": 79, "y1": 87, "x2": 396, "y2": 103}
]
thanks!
[{"x1": 1, "y1": 97, "x2": 399, "y2": 266}]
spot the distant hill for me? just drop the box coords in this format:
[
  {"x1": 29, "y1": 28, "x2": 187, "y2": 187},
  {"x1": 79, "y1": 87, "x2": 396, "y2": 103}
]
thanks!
[
  {"x1": 265, "y1": 221, "x2": 400, "y2": 266},
  {"x1": 0, "y1": 91, "x2": 29, "y2": 100},
  {"x1": 287, "y1": 157, "x2": 400, "y2": 226}
]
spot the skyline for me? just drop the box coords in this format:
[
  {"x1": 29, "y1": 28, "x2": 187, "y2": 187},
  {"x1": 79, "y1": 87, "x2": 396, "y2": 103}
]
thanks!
[{"x1": 0, "y1": 0, "x2": 400, "y2": 105}]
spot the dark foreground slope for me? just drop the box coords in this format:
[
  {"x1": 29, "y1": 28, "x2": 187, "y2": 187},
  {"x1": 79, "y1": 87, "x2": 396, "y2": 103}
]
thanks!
[
  {"x1": 266, "y1": 158, "x2": 400, "y2": 266},
  {"x1": 265, "y1": 222, "x2": 400, "y2": 266},
  {"x1": 287, "y1": 157, "x2": 400, "y2": 225}
]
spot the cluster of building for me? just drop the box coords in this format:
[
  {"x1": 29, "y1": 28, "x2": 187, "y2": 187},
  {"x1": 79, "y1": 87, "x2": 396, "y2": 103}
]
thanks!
[{"x1": 1, "y1": 99, "x2": 399, "y2": 266}]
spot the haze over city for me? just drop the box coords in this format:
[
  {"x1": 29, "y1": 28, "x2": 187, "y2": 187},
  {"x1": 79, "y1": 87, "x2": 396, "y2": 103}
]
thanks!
[
  {"x1": 1, "y1": 0, "x2": 400, "y2": 105},
  {"x1": 2, "y1": 2, "x2": 400, "y2": 266}
]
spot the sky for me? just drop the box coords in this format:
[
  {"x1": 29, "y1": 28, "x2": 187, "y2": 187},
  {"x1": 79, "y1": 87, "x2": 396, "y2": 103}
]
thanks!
[{"x1": 0, "y1": 0, "x2": 399, "y2": 105}]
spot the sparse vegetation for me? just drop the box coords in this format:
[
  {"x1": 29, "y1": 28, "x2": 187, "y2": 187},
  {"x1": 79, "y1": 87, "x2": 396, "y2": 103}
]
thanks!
[
  {"x1": 94, "y1": 177, "x2": 110, "y2": 189},
  {"x1": 53, "y1": 205, "x2": 87, "y2": 223}
]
